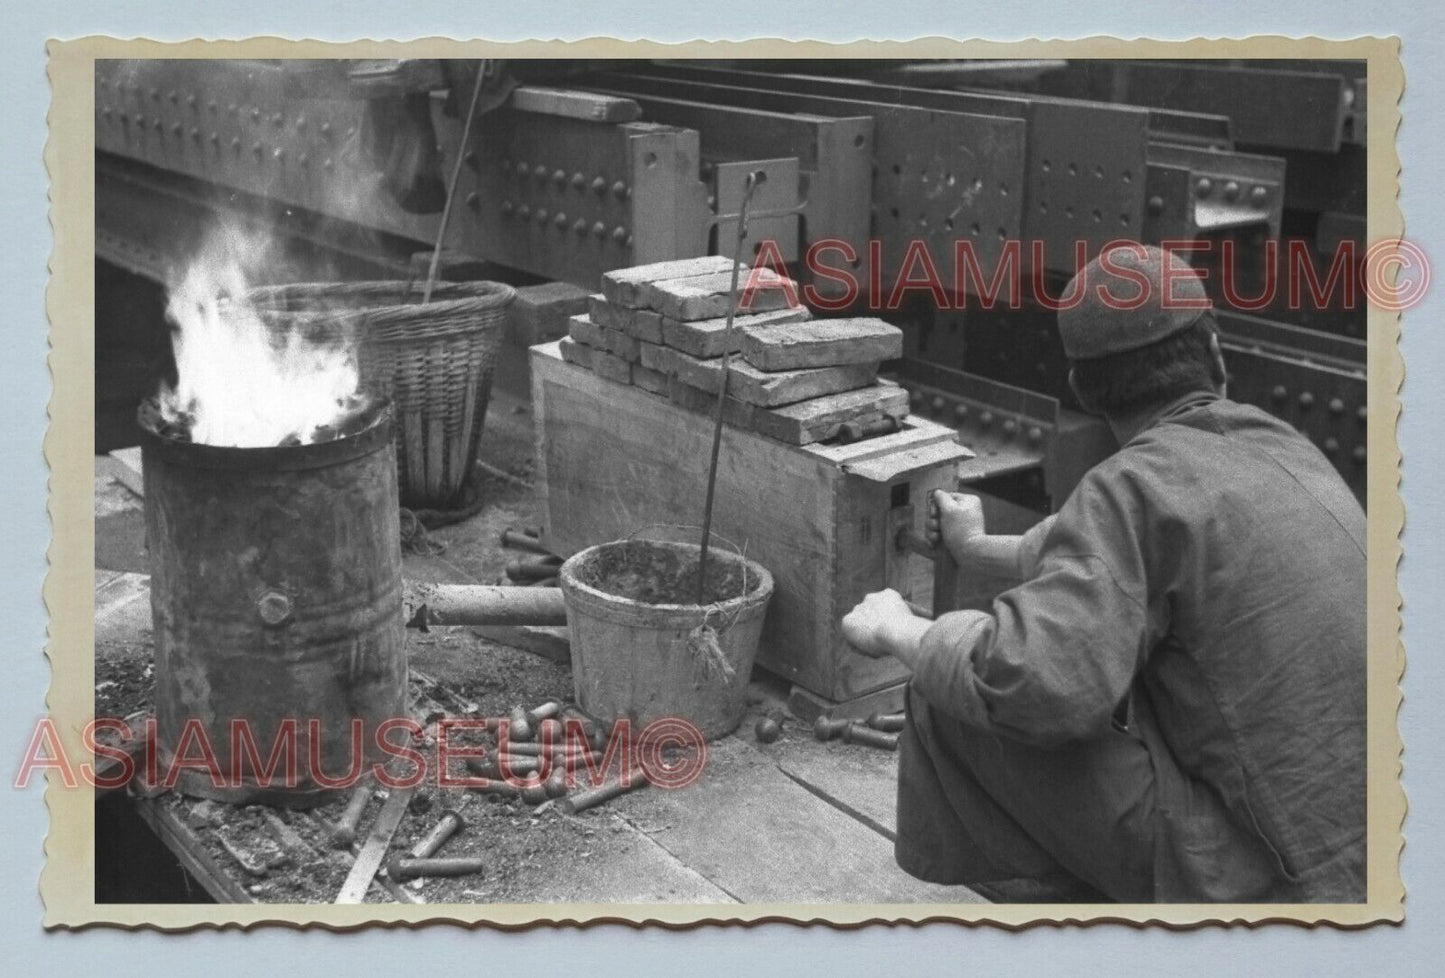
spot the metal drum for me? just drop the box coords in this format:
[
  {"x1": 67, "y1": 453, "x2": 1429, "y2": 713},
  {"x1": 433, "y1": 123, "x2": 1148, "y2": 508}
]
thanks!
[{"x1": 138, "y1": 399, "x2": 406, "y2": 807}]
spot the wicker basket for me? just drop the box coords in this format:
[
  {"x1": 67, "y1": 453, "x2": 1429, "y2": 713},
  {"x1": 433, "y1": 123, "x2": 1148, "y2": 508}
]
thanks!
[{"x1": 247, "y1": 280, "x2": 516, "y2": 510}]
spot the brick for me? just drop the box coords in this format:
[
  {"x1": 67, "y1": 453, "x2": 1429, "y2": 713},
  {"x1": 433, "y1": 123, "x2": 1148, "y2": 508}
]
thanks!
[
  {"x1": 589, "y1": 294, "x2": 666, "y2": 344},
  {"x1": 567, "y1": 313, "x2": 607, "y2": 349},
  {"x1": 662, "y1": 306, "x2": 812, "y2": 359},
  {"x1": 600, "y1": 255, "x2": 740, "y2": 308},
  {"x1": 656, "y1": 346, "x2": 878, "y2": 408},
  {"x1": 631, "y1": 363, "x2": 670, "y2": 397},
  {"x1": 558, "y1": 337, "x2": 594, "y2": 369},
  {"x1": 510, "y1": 281, "x2": 592, "y2": 345},
  {"x1": 645, "y1": 268, "x2": 800, "y2": 322},
  {"x1": 603, "y1": 326, "x2": 642, "y2": 362},
  {"x1": 751, "y1": 383, "x2": 911, "y2": 445},
  {"x1": 740, "y1": 317, "x2": 903, "y2": 372},
  {"x1": 639, "y1": 341, "x2": 670, "y2": 373},
  {"x1": 668, "y1": 376, "x2": 757, "y2": 430},
  {"x1": 590, "y1": 347, "x2": 633, "y2": 386}
]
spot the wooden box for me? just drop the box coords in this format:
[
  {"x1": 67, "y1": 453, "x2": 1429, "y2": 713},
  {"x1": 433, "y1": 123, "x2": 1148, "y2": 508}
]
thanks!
[{"x1": 531, "y1": 342, "x2": 971, "y2": 703}]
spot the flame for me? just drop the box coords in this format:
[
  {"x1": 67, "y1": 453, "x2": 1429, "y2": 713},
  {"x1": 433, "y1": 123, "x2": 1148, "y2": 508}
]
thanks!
[{"x1": 158, "y1": 226, "x2": 362, "y2": 447}]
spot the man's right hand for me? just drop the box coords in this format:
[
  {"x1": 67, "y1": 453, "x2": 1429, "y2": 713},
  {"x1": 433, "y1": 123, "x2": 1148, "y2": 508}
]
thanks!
[{"x1": 926, "y1": 490, "x2": 986, "y2": 560}]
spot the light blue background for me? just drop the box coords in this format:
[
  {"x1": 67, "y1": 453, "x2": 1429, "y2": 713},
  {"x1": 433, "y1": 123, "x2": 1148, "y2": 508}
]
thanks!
[{"x1": 5, "y1": 3, "x2": 1441, "y2": 974}]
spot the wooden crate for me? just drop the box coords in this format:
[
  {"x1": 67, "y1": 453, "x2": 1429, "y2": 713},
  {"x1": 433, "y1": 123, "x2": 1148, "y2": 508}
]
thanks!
[{"x1": 531, "y1": 342, "x2": 971, "y2": 702}]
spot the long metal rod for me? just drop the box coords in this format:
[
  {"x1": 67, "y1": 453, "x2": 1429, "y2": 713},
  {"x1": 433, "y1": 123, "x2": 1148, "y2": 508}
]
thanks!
[
  {"x1": 422, "y1": 64, "x2": 488, "y2": 305},
  {"x1": 696, "y1": 170, "x2": 766, "y2": 603}
]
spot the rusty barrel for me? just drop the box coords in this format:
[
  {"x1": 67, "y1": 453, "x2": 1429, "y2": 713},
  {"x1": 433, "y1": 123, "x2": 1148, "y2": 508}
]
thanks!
[{"x1": 138, "y1": 399, "x2": 406, "y2": 807}]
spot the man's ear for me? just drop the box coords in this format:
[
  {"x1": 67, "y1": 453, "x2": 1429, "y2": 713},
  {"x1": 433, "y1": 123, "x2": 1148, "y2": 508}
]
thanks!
[
  {"x1": 1067, "y1": 367, "x2": 1097, "y2": 415},
  {"x1": 1207, "y1": 332, "x2": 1228, "y2": 396}
]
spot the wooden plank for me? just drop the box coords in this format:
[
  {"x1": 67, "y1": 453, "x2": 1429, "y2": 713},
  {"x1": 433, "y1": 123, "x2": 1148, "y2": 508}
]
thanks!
[
  {"x1": 133, "y1": 797, "x2": 259, "y2": 904},
  {"x1": 644, "y1": 268, "x2": 799, "y2": 322},
  {"x1": 806, "y1": 415, "x2": 958, "y2": 465},
  {"x1": 588, "y1": 294, "x2": 665, "y2": 343},
  {"x1": 740, "y1": 317, "x2": 903, "y2": 371},
  {"x1": 601, "y1": 255, "x2": 739, "y2": 308},
  {"x1": 651, "y1": 345, "x2": 878, "y2": 408},
  {"x1": 751, "y1": 384, "x2": 910, "y2": 446},
  {"x1": 613, "y1": 737, "x2": 980, "y2": 903},
  {"x1": 661, "y1": 306, "x2": 811, "y2": 358},
  {"x1": 508, "y1": 86, "x2": 643, "y2": 123}
]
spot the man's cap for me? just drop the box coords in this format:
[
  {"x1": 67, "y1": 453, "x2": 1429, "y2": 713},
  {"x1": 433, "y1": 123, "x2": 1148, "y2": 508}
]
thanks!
[{"x1": 1057, "y1": 244, "x2": 1211, "y2": 360}]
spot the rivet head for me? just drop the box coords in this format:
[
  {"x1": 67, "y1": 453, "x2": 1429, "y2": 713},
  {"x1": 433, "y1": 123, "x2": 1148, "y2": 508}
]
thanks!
[
  {"x1": 1356, "y1": 405, "x2": 1368, "y2": 423},
  {"x1": 1195, "y1": 177, "x2": 1213, "y2": 197},
  {"x1": 516, "y1": 161, "x2": 529, "y2": 177},
  {"x1": 591, "y1": 176, "x2": 607, "y2": 195},
  {"x1": 573, "y1": 218, "x2": 588, "y2": 235},
  {"x1": 320, "y1": 121, "x2": 332, "y2": 137},
  {"x1": 170, "y1": 122, "x2": 182, "y2": 135},
  {"x1": 1298, "y1": 391, "x2": 1315, "y2": 409},
  {"x1": 1329, "y1": 397, "x2": 1345, "y2": 415},
  {"x1": 535, "y1": 208, "x2": 549, "y2": 224},
  {"x1": 1027, "y1": 426, "x2": 1044, "y2": 444},
  {"x1": 592, "y1": 221, "x2": 607, "y2": 239},
  {"x1": 611, "y1": 226, "x2": 628, "y2": 243},
  {"x1": 500, "y1": 201, "x2": 513, "y2": 216},
  {"x1": 611, "y1": 180, "x2": 628, "y2": 199},
  {"x1": 554, "y1": 211, "x2": 568, "y2": 228},
  {"x1": 1352, "y1": 445, "x2": 1367, "y2": 465},
  {"x1": 518, "y1": 204, "x2": 532, "y2": 220},
  {"x1": 1002, "y1": 418, "x2": 1019, "y2": 438},
  {"x1": 1271, "y1": 385, "x2": 1288, "y2": 402},
  {"x1": 909, "y1": 391, "x2": 925, "y2": 410},
  {"x1": 953, "y1": 403, "x2": 969, "y2": 423},
  {"x1": 273, "y1": 147, "x2": 285, "y2": 161},
  {"x1": 533, "y1": 164, "x2": 549, "y2": 181},
  {"x1": 295, "y1": 116, "x2": 307, "y2": 131},
  {"x1": 930, "y1": 396, "x2": 946, "y2": 415},
  {"x1": 571, "y1": 172, "x2": 586, "y2": 190},
  {"x1": 299, "y1": 152, "x2": 309, "y2": 166},
  {"x1": 979, "y1": 410, "x2": 995, "y2": 429},
  {"x1": 553, "y1": 168, "x2": 567, "y2": 186},
  {"x1": 322, "y1": 158, "x2": 333, "y2": 170},
  {"x1": 1223, "y1": 180, "x2": 1241, "y2": 202},
  {"x1": 465, "y1": 192, "x2": 479, "y2": 209},
  {"x1": 1250, "y1": 185, "x2": 1269, "y2": 203},
  {"x1": 1147, "y1": 195, "x2": 1165, "y2": 215},
  {"x1": 272, "y1": 112, "x2": 284, "y2": 126},
  {"x1": 186, "y1": 93, "x2": 197, "y2": 107},
  {"x1": 1324, "y1": 438, "x2": 1340, "y2": 454},
  {"x1": 256, "y1": 591, "x2": 293, "y2": 627},
  {"x1": 251, "y1": 107, "x2": 261, "y2": 121}
]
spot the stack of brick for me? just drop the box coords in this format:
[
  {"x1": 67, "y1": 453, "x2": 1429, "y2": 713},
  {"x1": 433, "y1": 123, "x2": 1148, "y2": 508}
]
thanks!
[{"x1": 559, "y1": 256, "x2": 908, "y2": 445}]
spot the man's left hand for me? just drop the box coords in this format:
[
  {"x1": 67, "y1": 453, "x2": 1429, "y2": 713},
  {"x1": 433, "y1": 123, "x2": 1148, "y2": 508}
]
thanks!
[{"x1": 842, "y1": 589, "x2": 923, "y2": 662}]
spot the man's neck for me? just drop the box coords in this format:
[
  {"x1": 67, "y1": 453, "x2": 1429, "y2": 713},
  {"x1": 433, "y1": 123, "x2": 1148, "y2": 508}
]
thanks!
[{"x1": 1106, "y1": 388, "x2": 1221, "y2": 445}]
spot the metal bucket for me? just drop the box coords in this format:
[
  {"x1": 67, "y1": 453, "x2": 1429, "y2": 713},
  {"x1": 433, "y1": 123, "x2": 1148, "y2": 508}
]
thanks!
[{"x1": 138, "y1": 399, "x2": 406, "y2": 807}]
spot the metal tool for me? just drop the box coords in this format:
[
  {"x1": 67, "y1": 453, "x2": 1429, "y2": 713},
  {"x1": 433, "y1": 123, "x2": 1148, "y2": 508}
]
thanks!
[
  {"x1": 813, "y1": 716, "x2": 850, "y2": 742},
  {"x1": 696, "y1": 168, "x2": 767, "y2": 604},
  {"x1": 867, "y1": 711, "x2": 907, "y2": 733},
  {"x1": 558, "y1": 776, "x2": 648, "y2": 815},
  {"x1": 386, "y1": 856, "x2": 487, "y2": 881},
  {"x1": 409, "y1": 809, "x2": 466, "y2": 860},
  {"x1": 335, "y1": 785, "x2": 415, "y2": 904},
  {"x1": 330, "y1": 782, "x2": 374, "y2": 849}
]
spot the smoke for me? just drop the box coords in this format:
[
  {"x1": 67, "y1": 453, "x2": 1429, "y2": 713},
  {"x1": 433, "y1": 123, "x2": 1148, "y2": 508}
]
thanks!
[{"x1": 157, "y1": 222, "x2": 363, "y2": 447}]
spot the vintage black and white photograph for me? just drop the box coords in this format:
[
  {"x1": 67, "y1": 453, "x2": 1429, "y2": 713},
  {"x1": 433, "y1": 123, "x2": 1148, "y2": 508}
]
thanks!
[{"x1": 48, "y1": 42, "x2": 1400, "y2": 926}]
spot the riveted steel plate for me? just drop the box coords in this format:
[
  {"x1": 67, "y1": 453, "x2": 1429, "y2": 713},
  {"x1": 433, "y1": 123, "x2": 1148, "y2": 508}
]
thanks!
[
  {"x1": 95, "y1": 60, "x2": 709, "y2": 289},
  {"x1": 1024, "y1": 99, "x2": 1150, "y2": 273},
  {"x1": 713, "y1": 157, "x2": 800, "y2": 262},
  {"x1": 596, "y1": 71, "x2": 1027, "y2": 300}
]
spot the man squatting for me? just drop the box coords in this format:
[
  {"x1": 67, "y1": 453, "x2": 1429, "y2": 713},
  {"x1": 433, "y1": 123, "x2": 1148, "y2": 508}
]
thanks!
[{"x1": 842, "y1": 244, "x2": 1366, "y2": 903}]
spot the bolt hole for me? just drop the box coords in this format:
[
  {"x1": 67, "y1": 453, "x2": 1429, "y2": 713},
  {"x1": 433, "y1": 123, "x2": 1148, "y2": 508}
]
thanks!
[{"x1": 643, "y1": 152, "x2": 657, "y2": 168}]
